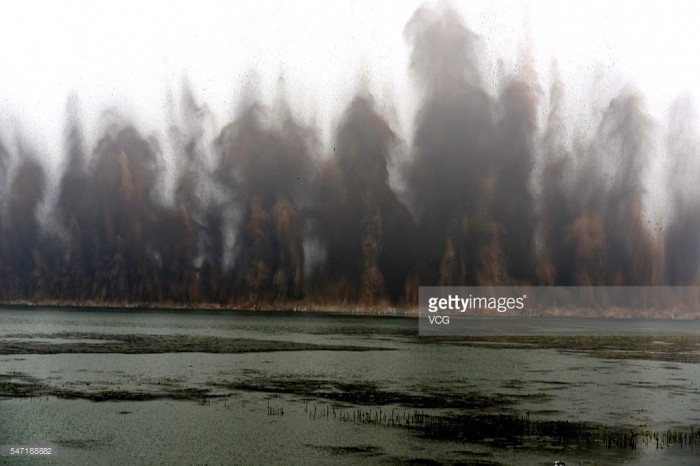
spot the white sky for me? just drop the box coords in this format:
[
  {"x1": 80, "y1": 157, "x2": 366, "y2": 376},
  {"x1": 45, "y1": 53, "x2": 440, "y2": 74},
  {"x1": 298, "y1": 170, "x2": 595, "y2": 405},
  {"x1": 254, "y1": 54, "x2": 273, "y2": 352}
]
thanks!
[{"x1": 1, "y1": 0, "x2": 700, "y2": 165}]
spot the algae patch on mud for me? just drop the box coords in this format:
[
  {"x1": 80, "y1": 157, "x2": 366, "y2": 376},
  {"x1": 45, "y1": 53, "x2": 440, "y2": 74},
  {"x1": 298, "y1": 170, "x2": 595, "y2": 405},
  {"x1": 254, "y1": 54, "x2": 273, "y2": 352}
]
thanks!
[
  {"x1": 214, "y1": 377, "x2": 516, "y2": 409},
  {"x1": 0, "y1": 372, "x2": 214, "y2": 401},
  {"x1": 0, "y1": 332, "x2": 389, "y2": 355},
  {"x1": 445, "y1": 334, "x2": 700, "y2": 363}
]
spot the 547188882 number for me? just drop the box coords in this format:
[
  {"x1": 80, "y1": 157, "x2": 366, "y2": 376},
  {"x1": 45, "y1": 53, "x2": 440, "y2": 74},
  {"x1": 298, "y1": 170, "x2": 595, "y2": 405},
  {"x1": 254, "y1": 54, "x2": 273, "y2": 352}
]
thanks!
[{"x1": 9, "y1": 447, "x2": 53, "y2": 455}]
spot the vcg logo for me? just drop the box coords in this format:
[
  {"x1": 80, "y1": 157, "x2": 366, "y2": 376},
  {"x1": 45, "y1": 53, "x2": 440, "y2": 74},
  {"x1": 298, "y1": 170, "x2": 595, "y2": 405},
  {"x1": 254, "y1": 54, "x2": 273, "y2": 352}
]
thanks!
[{"x1": 427, "y1": 314, "x2": 450, "y2": 325}]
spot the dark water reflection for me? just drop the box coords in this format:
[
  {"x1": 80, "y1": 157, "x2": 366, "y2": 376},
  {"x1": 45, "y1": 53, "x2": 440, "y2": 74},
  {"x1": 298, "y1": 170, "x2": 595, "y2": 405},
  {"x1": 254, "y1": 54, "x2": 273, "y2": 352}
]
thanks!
[{"x1": 1, "y1": 308, "x2": 700, "y2": 465}]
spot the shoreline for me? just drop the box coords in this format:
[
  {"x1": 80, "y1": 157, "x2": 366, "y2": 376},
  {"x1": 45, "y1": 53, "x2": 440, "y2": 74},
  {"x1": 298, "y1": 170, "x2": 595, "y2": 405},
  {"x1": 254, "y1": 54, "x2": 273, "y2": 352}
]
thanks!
[
  {"x1": 1, "y1": 300, "x2": 700, "y2": 319},
  {"x1": 0, "y1": 300, "x2": 419, "y2": 317}
]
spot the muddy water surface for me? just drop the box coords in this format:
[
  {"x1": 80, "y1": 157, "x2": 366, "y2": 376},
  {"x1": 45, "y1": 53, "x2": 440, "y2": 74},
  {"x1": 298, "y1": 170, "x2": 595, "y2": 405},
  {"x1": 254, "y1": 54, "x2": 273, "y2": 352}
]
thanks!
[{"x1": 2, "y1": 308, "x2": 700, "y2": 465}]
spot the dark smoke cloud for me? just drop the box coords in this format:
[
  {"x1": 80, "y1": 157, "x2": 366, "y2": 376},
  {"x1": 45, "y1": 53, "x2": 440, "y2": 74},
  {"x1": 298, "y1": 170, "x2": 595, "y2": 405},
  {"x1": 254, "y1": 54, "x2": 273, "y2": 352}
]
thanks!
[
  {"x1": 492, "y1": 58, "x2": 540, "y2": 283},
  {"x1": 310, "y1": 96, "x2": 415, "y2": 305},
  {"x1": 215, "y1": 92, "x2": 317, "y2": 305},
  {"x1": 0, "y1": 149, "x2": 46, "y2": 300},
  {"x1": 404, "y1": 5, "x2": 514, "y2": 286},
  {"x1": 665, "y1": 96, "x2": 700, "y2": 285},
  {"x1": 538, "y1": 65, "x2": 571, "y2": 285},
  {"x1": 0, "y1": 5, "x2": 696, "y2": 309},
  {"x1": 540, "y1": 84, "x2": 663, "y2": 286}
]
